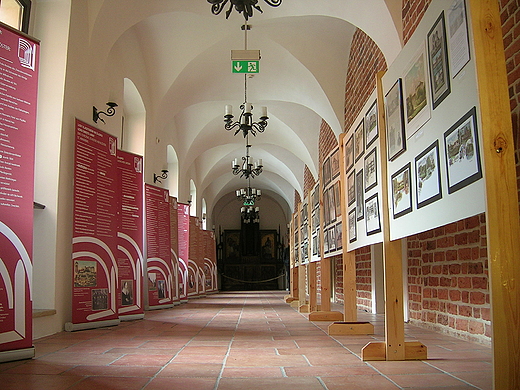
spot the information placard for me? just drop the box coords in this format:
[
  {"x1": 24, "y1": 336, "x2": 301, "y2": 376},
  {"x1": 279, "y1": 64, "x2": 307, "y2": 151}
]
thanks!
[{"x1": 177, "y1": 203, "x2": 190, "y2": 301}]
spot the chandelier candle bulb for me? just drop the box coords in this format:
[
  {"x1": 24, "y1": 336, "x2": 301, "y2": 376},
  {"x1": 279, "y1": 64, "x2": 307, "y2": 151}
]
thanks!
[
  {"x1": 225, "y1": 105, "x2": 233, "y2": 116},
  {"x1": 261, "y1": 106, "x2": 267, "y2": 117},
  {"x1": 244, "y1": 103, "x2": 252, "y2": 113},
  {"x1": 258, "y1": 159, "x2": 262, "y2": 166}
]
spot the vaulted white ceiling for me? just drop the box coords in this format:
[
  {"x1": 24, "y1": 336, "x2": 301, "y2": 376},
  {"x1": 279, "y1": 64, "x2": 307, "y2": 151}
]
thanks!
[{"x1": 88, "y1": 0, "x2": 402, "y2": 221}]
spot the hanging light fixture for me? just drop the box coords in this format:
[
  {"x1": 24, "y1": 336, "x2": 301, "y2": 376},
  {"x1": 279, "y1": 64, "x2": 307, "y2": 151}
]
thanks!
[
  {"x1": 241, "y1": 206, "x2": 260, "y2": 223},
  {"x1": 236, "y1": 178, "x2": 262, "y2": 205},
  {"x1": 208, "y1": 0, "x2": 282, "y2": 20},
  {"x1": 232, "y1": 144, "x2": 263, "y2": 179}
]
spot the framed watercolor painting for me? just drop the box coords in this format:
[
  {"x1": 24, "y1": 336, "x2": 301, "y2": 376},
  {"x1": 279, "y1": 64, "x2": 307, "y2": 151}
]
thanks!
[
  {"x1": 385, "y1": 79, "x2": 406, "y2": 161},
  {"x1": 415, "y1": 140, "x2": 442, "y2": 208}
]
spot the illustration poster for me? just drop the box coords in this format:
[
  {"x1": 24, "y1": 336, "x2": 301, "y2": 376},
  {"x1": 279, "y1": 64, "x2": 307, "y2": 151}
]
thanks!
[
  {"x1": 117, "y1": 151, "x2": 144, "y2": 318},
  {"x1": 0, "y1": 23, "x2": 39, "y2": 356},
  {"x1": 177, "y1": 203, "x2": 190, "y2": 301},
  {"x1": 72, "y1": 120, "x2": 119, "y2": 327}
]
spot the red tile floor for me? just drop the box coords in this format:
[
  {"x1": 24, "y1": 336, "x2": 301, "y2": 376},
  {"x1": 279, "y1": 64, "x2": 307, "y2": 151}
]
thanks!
[{"x1": 0, "y1": 291, "x2": 492, "y2": 389}]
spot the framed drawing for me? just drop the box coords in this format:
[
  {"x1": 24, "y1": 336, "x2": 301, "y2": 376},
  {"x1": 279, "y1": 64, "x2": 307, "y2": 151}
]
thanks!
[
  {"x1": 334, "y1": 181, "x2": 341, "y2": 218},
  {"x1": 323, "y1": 189, "x2": 329, "y2": 226},
  {"x1": 448, "y1": 0, "x2": 470, "y2": 77},
  {"x1": 335, "y1": 222, "x2": 343, "y2": 250},
  {"x1": 345, "y1": 134, "x2": 354, "y2": 172},
  {"x1": 365, "y1": 101, "x2": 378, "y2": 148},
  {"x1": 323, "y1": 157, "x2": 331, "y2": 186},
  {"x1": 354, "y1": 120, "x2": 365, "y2": 162},
  {"x1": 330, "y1": 148, "x2": 340, "y2": 179},
  {"x1": 365, "y1": 193, "x2": 381, "y2": 235},
  {"x1": 428, "y1": 11, "x2": 451, "y2": 109},
  {"x1": 347, "y1": 169, "x2": 356, "y2": 206},
  {"x1": 329, "y1": 228, "x2": 336, "y2": 252},
  {"x1": 323, "y1": 228, "x2": 329, "y2": 253},
  {"x1": 327, "y1": 187, "x2": 336, "y2": 224},
  {"x1": 356, "y1": 169, "x2": 364, "y2": 221},
  {"x1": 364, "y1": 148, "x2": 377, "y2": 192},
  {"x1": 404, "y1": 43, "x2": 431, "y2": 137},
  {"x1": 348, "y1": 209, "x2": 357, "y2": 243},
  {"x1": 415, "y1": 140, "x2": 442, "y2": 208},
  {"x1": 391, "y1": 162, "x2": 412, "y2": 219},
  {"x1": 444, "y1": 106, "x2": 482, "y2": 194},
  {"x1": 385, "y1": 79, "x2": 406, "y2": 161}
]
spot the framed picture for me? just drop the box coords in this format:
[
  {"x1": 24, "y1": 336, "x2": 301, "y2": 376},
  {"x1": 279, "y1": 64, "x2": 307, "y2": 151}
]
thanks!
[
  {"x1": 330, "y1": 148, "x2": 340, "y2": 179},
  {"x1": 404, "y1": 43, "x2": 431, "y2": 137},
  {"x1": 347, "y1": 169, "x2": 356, "y2": 206},
  {"x1": 327, "y1": 187, "x2": 336, "y2": 224},
  {"x1": 365, "y1": 101, "x2": 378, "y2": 148},
  {"x1": 348, "y1": 209, "x2": 357, "y2": 243},
  {"x1": 354, "y1": 120, "x2": 365, "y2": 162},
  {"x1": 323, "y1": 189, "x2": 329, "y2": 226},
  {"x1": 345, "y1": 134, "x2": 354, "y2": 172},
  {"x1": 334, "y1": 182, "x2": 341, "y2": 218},
  {"x1": 261, "y1": 231, "x2": 277, "y2": 259},
  {"x1": 428, "y1": 11, "x2": 451, "y2": 109},
  {"x1": 329, "y1": 228, "x2": 336, "y2": 252},
  {"x1": 312, "y1": 234, "x2": 318, "y2": 256},
  {"x1": 391, "y1": 162, "x2": 412, "y2": 219},
  {"x1": 415, "y1": 140, "x2": 442, "y2": 208},
  {"x1": 385, "y1": 79, "x2": 406, "y2": 161},
  {"x1": 323, "y1": 228, "x2": 329, "y2": 253},
  {"x1": 364, "y1": 148, "x2": 377, "y2": 192},
  {"x1": 224, "y1": 230, "x2": 241, "y2": 259},
  {"x1": 448, "y1": 0, "x2": 470, "y2": 77},
  {"x1": 365, "y1": 193, "x2": 381, "y2": 235},
  {"x1": 323, "y1": 157, "x2": 331, "y2": 186},
  {"x1": 356, "y1": 169, "x2": 364, "y2": 221},
  {"x1": 335, "y1": 222, "x2": 343, "y2": 250},
  {"x1": 444, "y1": 106, "x2": 482, "y2": 193}
]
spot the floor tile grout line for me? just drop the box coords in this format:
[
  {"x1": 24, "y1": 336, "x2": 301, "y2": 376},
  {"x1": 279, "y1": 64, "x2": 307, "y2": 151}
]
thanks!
[{"x1": 422, "y1": 360, "x2": 484, "y2": 390}]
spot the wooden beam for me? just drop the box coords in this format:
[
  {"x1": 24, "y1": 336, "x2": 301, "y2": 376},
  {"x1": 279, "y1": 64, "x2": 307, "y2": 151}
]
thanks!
[
  {"x1": 361, "y1": 341, "x2": 427, "y2": 361},
  {"x1": 308, "y1": 261, "x2": 318, "y2": 312},
  {"x1": 319, "y1": 257, "x2": 332, "y2": 311},
  {"x1": 468, "y1": 1, "x2": 520, "y2": 388},
  {"x1": 298, "y1": 263, "x2": 306, "y2": 305}
]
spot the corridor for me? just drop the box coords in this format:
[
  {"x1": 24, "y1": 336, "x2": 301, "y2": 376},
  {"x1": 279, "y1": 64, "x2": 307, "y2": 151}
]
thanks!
[{"x1": 0, "y1": 291, "x2": 492, "y2": 390}]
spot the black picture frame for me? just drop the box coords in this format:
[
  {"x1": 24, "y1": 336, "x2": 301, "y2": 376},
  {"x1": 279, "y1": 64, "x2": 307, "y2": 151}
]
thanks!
[
  {"x1": 391, "y1": 162, "x2": 412, "y2": 219},
  {"x1": 330, "y1": 148, "x2": 340, "y2": 179},
  {"x1": 348, "y1": 209, "x2": 357, "y2": 243},
  {"x1": 385, "y1": 79, "x2": 406, "y2": 161},
  {"x1": 428, "y1": 11, "x2": 451, "y2": 109},
  {"x1": 335, "y1": 222, "x2": 343, "y2": 250},
  {"x1": 345, "y1": 134, "x2": 354, "y2": 172},
  {"x1": 365, "y1": 193, "x2": 382, "y2": 235},
  {"x1": 356, "y1": 169, "x2": 364, "y2": 221},
  {"x1": 347, "y1": 169, "x2": 356, "y2": 206},
  {"x1": 415, "y1": 140, "x2": 442, "y2": 208},
  {"x1": 354, "y1": 120, "x2": 365, "y2": 162},
  {"x1": 364, "y1": 147, "x2": 378, "y2": 192},
  {"x1": 444, "y1": 106, "x2": 482, "y2": 194},
  {"x1": 365, "y1": 101, "x2": 378, "y2": 148},
  {"x1": 323, "y1": 157, "x2": 331, "y2": 186}
]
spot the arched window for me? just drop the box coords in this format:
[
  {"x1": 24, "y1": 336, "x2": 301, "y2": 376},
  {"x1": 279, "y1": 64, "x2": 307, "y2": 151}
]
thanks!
[
  {"x1": 189, "y1": 180, "x2": 197, "y2": 217},
  {"x1": 122, "y1": 78, "x2": 145, "y2": 155},
  {"x1": 0, "y1": 0, "x2": 31, "y2": 33},
  {"x1": 201, "y1": 198, "x2": 207, "y2": 230},
  {"x1": 167, "y1": 145, "x2": 179, "y2": 198}
]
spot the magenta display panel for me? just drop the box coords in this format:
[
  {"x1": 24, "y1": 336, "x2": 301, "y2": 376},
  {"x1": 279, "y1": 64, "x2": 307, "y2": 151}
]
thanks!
[
  {"x1": 169, "y1": 197, "x2": 179, "y2": 302},
  {"x1": 177, "y1": 203, "x2": 190, "y2": 300},
  {"x1": 117, "y1": 150, "x2": 144, "y2": 317},
  {"x1": 72, "y1": 119, "x2": 119, "y2": 325},
  {"x1": 0, "y1": 23, "x2": 39, "y2": 352},
  {"x1": 145, "y1": 184, "x2": 173, "y2": 307}
]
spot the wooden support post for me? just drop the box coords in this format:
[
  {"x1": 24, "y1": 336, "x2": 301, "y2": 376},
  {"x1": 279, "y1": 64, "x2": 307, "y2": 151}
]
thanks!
[
  {"x1": 308, "y1": 261, "x2": 318, "y2": 312},
  {"x1": 468, "y1": 1, "x2": 520, "y2": 388},
  {"x1": 298, "y1": 263, "x2": 307, "y2": 311},
  {"x1": 361, "y1": 71, "x2": 425, "y2": 361}
]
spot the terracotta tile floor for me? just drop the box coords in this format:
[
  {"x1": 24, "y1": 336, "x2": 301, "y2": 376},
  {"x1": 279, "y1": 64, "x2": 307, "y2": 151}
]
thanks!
[{"x1": 0, "y1": 291, "x2": 492, "y2": 389}]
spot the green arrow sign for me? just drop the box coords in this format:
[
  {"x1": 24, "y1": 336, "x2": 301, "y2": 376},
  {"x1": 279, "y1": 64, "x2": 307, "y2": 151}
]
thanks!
[{"x1": 232, "y1": 60, "x2": 259, "y2": 73}]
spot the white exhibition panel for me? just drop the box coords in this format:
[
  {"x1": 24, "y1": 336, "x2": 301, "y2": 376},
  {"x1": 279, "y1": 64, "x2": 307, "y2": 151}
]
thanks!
[
  {"x1": 383, "y1": 0, "x2": 485, "y2": 241},
  {"x1": 345, "y1": 89, "x2": 384, "y2": 251}
]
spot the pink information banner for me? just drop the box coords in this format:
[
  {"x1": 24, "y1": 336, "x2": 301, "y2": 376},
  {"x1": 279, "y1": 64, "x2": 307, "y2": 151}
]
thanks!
[
  {"x1": 145, "y1": 184, "x2": 173, "y2": 308},
  {"x1": 169, "y1": 197, "x2": 179, "y2": 303},
  {"x1": 72, "y1": 119, "x2": 119, "y2": 327},
  {"x1": 203, "y1": 230, "x2": 217, "y2": 293},
  {"x1": 117, "y1": 150, "x2": 144, "y2": 318},
  {"x1": 177, "y1": 203, "x2": 190, "y2": 301},
  {"x1": 0, "y1": 23, "x2": 39, "y2": 354}
]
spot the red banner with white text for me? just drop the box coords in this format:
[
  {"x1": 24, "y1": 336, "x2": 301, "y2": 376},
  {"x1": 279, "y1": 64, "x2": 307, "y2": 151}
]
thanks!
[{"x1": 177, "y1": 203, "x2": 189, "y2": 301}]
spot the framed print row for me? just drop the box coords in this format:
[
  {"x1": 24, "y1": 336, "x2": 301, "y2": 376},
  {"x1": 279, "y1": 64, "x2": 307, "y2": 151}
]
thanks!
[
  {"x1": 347, "y1": 193, "x2": 382, "y2": 243},
  {"x1": 323, "y1": 181, "x2": 341, "y2": 227},
  {"x1": 345, "y1": 101, "x2": 379, "y2": 174},
  {"x1": 390, "y1": 106, "x2": 482, "y2": 219},
  {"x1": 324, "y1": 222, "x2": 343, "y2": 254},
  {"x1": 323, "y1": 148, "x2": 340, "y2": 186}
]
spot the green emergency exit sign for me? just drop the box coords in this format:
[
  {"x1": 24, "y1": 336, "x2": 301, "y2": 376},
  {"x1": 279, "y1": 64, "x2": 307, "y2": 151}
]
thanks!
[{"x1": 232, "y1": 60, "x2": 259, "y2": 73}]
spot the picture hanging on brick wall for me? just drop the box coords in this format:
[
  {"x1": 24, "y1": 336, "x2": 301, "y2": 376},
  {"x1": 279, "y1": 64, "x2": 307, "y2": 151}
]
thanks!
[
  {"x1": 356, "y1": 169, "x2": 364, "y2": 221},
  {"x1": 385, "y1": 79, "x2": 406, "y2": 161},
  {"x1": 345, "y1": 134, "x2": 354, "y2": 172},
  {"x1": 335, "y1": 222, "x2": 342, "y2": 250},
  {"x1": 415, "y1": 140, "x2": 442, "y2": 208},
  {"x1": 365, "y1": 100, "x2": 378, "y2": 148},
  {"x1": 428, "y1": 11, "x2": 451, "y2": 109},
  {"x1": 331, "y1": 148, "x2": 340, "y2": 179},
  {"x1": 391, "y1": 162, "x2": 412, "y2": 219},
  {"x1": 443, "y1": 106, "x2": 482, "y2": 194},
  {"x1": 447, "y1": 0, "x2": 470, "y2": 77},
  {"x1": 323, "y1": 157, "x2": 331, "y2": 186},
  {"x1": 347, "y1": 169, "x2": 356, "y2": 206}
]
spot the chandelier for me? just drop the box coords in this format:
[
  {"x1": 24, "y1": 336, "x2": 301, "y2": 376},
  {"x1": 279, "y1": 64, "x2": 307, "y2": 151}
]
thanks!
[
  {"x1": 208, "y1": 0, "x2": 282, "y2": 20},
  {"x1": 225, "y1": 102, "x2": 268, "y2": 137},
  {"x1": 236, "y1": 178, "x2": 261, "y2": 205},
  {"x1": 232, "y1": 144, "x2": 263, "y2": 179},
  {"x1": 241, "y1": 206, "x2": 260, "y2": 223}
]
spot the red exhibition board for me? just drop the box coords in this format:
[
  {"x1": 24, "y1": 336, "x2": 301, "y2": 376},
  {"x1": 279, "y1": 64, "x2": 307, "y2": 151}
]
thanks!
[
  {"x1": 117, "y1": 150, "x2": 144, "y2": 318},
  {"x1": 188, "y1": 216, "x2": 200, "y2": 297},
  {"x1": 169, "y1": 197, "x2": 179, "y2": 303},
  {"x1": 70, "y1": 119, "x2": 119, "y2": 329},
  {"x1": 0, "y1": 23, "x2": 39, "y2": 355},
  {"x1": 177, "y1": 203, "x2": 189, "y2": 301},
  {"x1": 145, "y1": 184, "x2": 173, "y2": 308},
  {"x1": 203, "y1": 230, "x2": 217, "y2": 293}
]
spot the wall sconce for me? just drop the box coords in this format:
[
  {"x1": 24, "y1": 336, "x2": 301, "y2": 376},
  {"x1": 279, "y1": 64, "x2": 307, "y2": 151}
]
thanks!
[
  {"x1": 93, "y1": 102, "x2": 118, "y2": 124},
  {"x1": 153, "y1": 169, "x2": 168, "y2": 184}
]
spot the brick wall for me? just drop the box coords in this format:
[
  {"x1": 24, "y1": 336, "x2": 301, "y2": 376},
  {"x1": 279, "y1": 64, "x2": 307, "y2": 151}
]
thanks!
[
  {"x1": 500, "y1": 0, "x2": 520, "y2": 205},
  {"x1": 303, "y1": 166, "x2": 315, "y2": 199},
  {"x1": 356, "y1": 246, "x2": 372, "y2": 311},
  {"x1": 402, "y1": 0, "x2": 433, "y2": 44},
  {"x1": 344, "y1": 29, "x2": 387, "y2": 132},
  {"x1": 407, "y1": 215, "x2": 490, "y2": 343}
]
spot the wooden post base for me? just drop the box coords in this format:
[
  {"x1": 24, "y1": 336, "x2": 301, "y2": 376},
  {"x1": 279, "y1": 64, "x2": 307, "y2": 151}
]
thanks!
[
  {"x1": 328, "y1": 321, "x2": 374, "y2": 335},
  {"x1": 361, "y1": 341, "x2": 427, "y2": 361},
  {"x1": 308, "y1": 311, "x2": 344, "y2": 321},
  {"x1": 285, "y1": 295, "x2": 298, "y2": 303},
  {"x1": 299, "y1": 304, "x2": 310, "y2": 313},
  {"x1": 289, "y1": 300, "x2": 301, "y2": 308}
]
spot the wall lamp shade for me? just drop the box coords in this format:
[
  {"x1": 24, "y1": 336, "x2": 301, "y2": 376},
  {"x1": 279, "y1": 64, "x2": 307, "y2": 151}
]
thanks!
[
  {"x1": 93, "y1": 102, "x2": 118, "y2": 124},
  {"x1": 208, "y1": 0, "x2": 282, "y2": 20},
  {"x1": 153, "y1": 169, "x2": 168, "y2": 184}
]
